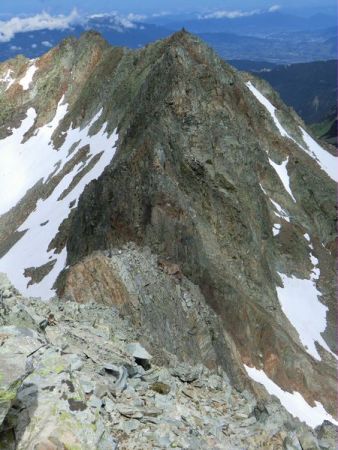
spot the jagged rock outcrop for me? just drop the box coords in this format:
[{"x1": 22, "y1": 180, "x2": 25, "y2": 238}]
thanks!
[
  {"x1": 0, "y1": 275, "x2": 335, "y2": 449},
  {"x1": 0, "y1": 30, "x2": 337, "y2": 440}
]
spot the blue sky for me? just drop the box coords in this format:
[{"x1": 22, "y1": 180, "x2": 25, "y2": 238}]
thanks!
[{"x1": 0, "y1": 0, "x2": 336, "y2": 16}]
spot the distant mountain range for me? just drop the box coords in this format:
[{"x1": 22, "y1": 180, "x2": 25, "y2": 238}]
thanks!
[
  {"x1": 0, "y1": 12, "x2": 336, "y2": 64},
  {"x1": 200, "y1": 30, "x2": 336, "y2": 64},
  {"x1": 166, "y1": 12, "x2": 337, "y2": 35}
]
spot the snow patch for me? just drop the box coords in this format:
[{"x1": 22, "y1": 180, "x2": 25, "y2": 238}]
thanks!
[
  {"x1": 259, "y1": 183, "x2": 290, "y2": 223},
  {"x1": 19, "y1": 63, "x2": 38, "y2": 90},
  {"x1": 270, "y1": 199, "x2": 290, "y2": 222},
  {"x1": 0, "y1": 69, "x2": 15, "y2": 90},
  {"x1": 273, "y1": 223, "x2": 281, "y2": 236},
  {"x1": 276, "y1": 272, "x2": 335, "y2": 360},
  {"x1": 300, "y1": 127, "x2": 337, "y2": 182},
  {"x1": 259, "y1": 183, "x2": 268, "y2": 195},
  {"x1": 0, "y1": 99, "x2": 118, "y2": 299},
  {"x1": 246, "y1": 81, "x2": 293, "y2": 140},
  {"x1": 244, "y1": 365, "x2": 338, "y2": 428},
  {"x1": 246, "y1": 81, "x2": 338, "y2": 182},
  {"x1": 0, "y1": 107, "x2": 37, "y2": 214},
  {"x1": 304, "y1": 235, "x2": 320, "y2": 281},
  {"x1": 268, "y1": 157, "x2": 296, "y2": 202}
]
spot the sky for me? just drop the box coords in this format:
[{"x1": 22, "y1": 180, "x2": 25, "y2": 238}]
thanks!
[{"x1": 0, "y1": 0, "x2": 336, "y2": 16}]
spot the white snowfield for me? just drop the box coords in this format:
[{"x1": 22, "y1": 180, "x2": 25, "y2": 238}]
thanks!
[
  {"x1": 246, "y1": 81, "x2": 338, "y2": 182},
  {"x1": 276, "y1": 271, "x2": 335, "y2": 361},
  {"x1": 0, "y1": 98, "x2": 118, "y2": 299},
  {"x1": 244, "y1": 365, "x2": 338, "y2": 428},
  {"x1": 19, "y1": 62, "x2": 38, "y2": 90},
  {"x1": 274, "y1": 227, "x2": 336, "y2": 362},
  {"x1": 0, "y1": 68, "x2": 15, "y2": 91}
]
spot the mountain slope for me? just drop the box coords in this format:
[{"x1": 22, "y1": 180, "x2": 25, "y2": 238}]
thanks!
[
  {"x1": 310, "y1": 109, "x2": 337, "y2": 146},
  {"x1": 257, "y1": 59, "x2": 337, "y2": 124},
  {"x1": 0, "y1": 31, "x2": 336, "y2": 434}
]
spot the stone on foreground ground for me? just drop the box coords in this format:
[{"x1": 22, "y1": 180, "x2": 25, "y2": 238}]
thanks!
[{"x1": 0, "y1": 275, "x2": 335, "y2": 449}]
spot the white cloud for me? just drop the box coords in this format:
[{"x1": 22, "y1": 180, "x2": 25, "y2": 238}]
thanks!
[
  {"x1": 0, "y1": 10, "x2": 79, "y2": 43},
  {"x1": 41, "y1": 40, "x2": 53, "y2": 48},
  {"x1": 199, "y1": 5, "x2": 282, "y2": 20},
  {"x1": 269, "y1": 5, "x2": 281, "y2": 12},
  {"x1": 126, "y1": 13, "x2": 147, "y2": 22},
  {"x1": 200, "y1": 9, "x2": 260, "y2": 19},
  {"x1": 151, "y1": 12, "x2": 170, "y2": 18},
  {"x1": 88, "y1": 12, "x2": 140, "y2": 31}
]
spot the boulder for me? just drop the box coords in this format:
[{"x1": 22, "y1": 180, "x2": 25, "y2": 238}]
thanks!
[{"x1": 0, "y1": 326, "x2": 42, "y2": 426}]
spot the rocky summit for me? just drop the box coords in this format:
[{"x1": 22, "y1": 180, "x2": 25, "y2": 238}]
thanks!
[{"x1": 0, "y1": 30, "x2": 337, "y2": 449}]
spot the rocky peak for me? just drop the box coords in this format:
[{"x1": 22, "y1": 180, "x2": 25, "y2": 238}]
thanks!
[{"x1": 0, "y1": 31, "x2": 337, "y2": 446}]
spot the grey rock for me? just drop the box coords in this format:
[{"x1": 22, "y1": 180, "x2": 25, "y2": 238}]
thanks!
[
  {"x1": 101, "y1": 363, "x2": 128, "y2": 393},
  {"x1": 70, "y1": 356, "x2": 84, "y2": 371},
  {"x1": 95, "y1": 382, "x2": 109, "y2": 399},
  {"x1": 0, "y1": 274, "x2": 333, "y2": 450},
  {"x1": 103, "y1": 397, "x2": 116, "y2": 413},
  {"x1": 117, "y1": 418, "x2": 140, "y2": 434},
  {"x1": 283, "y1": 434, "x2": 303, "y2": 450},
  {"x1": 88, "y1": 396, "x2": 103, "y2": 409},
  {"x1": 253, "y1": 400, "x2": 269, "y2": 423},
  {"x1": 0, "y1": 326, "x2": 40, "y2": 426},
  {"x1": 126, "y1": 343, "x2": 152, "y2": 361},
  {"x1": 240, "y1": 416, "x2": 257, "y2": 427},
  {"x1": 170, "y1": 363, "x2": 203, "y2": 383},
  {"x1": 299, "y1": 432, "x2": 320, "y2": 450},
  {"x1": 117, "y1": 405, "x2": 144, "y2": 419}
]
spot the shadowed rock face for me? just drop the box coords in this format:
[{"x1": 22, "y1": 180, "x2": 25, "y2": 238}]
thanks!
[{"x1": 0, "y1": 30, "x2": 336, "y2": 421}]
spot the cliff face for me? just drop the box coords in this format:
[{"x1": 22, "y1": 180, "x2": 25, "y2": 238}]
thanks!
[{"x1": 0, "y1": 30, "x2": 336, "y2": 428}]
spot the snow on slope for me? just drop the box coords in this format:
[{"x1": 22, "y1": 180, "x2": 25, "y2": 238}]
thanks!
[
  {"x1": 0, "y1": 69, "x2": 15, "y2": 91},
  {"x1": 246, "y1": 81, "x2": 291, "y2": 139},
  {"x1": 300, "y1": 128, "x2": 337, "y2": 182},
  {"x1": 276, "y1": 272, "x2": 335, "y2": 361},
  {"x1": 270, "y1": 199, "x2": 290, "y2": 222},
  {"x1": 268, "y1": 157, "x2": 296, "y2": 202},
  {"x1": 259, "y1": 183, "x2": 290, "y2": 226},
  {"x1": 272, "y1": 223, "x2": 281, "y2": 236},
  {"x1": 250, "y1": 81, "x2": 336, "y2": 360},
  {"x1": 19, "y1": 62, "x2": 38, "y2": 90},
  {"x1": 0, "y1": 98, "x2": 118, "y2": 299},
  {"x1": 244, "y1": 365, "x2": 338, "y2": 428},
  {"x1": 246, "y1": 81, "x2": 337, "y2": 182}
]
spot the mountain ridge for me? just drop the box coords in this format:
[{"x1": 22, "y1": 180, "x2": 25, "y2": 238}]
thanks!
[{"x1": 0, "y1": 31, "x2": 337, "y2": 442}]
